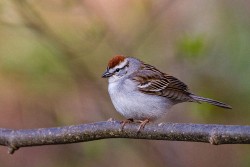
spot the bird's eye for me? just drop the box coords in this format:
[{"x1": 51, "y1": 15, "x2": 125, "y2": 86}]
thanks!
[{"x1": 115, "y1": 68, "x2": 120, "y2": 73}]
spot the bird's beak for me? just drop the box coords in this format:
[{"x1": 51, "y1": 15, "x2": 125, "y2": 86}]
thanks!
[{"x1": 102, "y1": 70, "x2": 112, "y2": 78}]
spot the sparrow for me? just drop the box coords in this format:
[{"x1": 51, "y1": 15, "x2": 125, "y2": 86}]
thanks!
[{"x1": 102, "y1": 55, "x2": 232, "y2": 131}]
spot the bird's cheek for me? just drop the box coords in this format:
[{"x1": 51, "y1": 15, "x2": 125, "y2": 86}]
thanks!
[{"x1": 108, "y1": 75, "x2": 119, "y2": 83}]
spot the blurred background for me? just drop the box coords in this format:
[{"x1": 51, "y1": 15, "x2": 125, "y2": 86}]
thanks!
[{"x1": 0, "y1": 0, "x2": 249, "y2": 166}]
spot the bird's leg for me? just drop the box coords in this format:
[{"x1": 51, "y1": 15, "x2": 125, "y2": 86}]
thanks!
[
  {"x1": 121, "y1": 118, "x2": 134, "y2": 130},
  {"x1": 137, "y1": 119, "x2": 150, "y2": 132}
]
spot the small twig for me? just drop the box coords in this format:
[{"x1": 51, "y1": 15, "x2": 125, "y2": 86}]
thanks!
[{"x1": 1, "y1": 121, "x2": 250, "y2": 154}]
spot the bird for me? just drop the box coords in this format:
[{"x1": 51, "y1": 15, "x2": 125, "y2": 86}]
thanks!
[{"x1": 102, "y1": 55, "x2": 232, "y2": 131}]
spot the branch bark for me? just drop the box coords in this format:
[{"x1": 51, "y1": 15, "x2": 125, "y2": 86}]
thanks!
[{"x1": 1, "y1": 120, "x2": 250, "y2": 154}]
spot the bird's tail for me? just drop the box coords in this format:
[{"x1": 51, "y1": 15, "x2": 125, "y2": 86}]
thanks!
[{"x1": 190, "y1": 94, "x2": 232, "y2": 109}]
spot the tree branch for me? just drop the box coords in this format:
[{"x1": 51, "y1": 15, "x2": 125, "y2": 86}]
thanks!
[{"x1": 1, "y1": 120, "x2": 250, "y2": 154}]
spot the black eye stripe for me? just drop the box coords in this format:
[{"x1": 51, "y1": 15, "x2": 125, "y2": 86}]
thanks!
[
  {"x1": 110, "y1": 62, "x2": 129, "y2": 74},
  {"x1": 115, "y1": 62, "x2": 129, "y2": 72}
]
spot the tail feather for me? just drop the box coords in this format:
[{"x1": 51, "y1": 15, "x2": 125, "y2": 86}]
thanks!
[{"x1": 190, "y1": 94, "x2": 232, "y2": 109}]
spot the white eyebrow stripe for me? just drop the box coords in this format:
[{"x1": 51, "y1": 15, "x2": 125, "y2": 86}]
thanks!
[
  {"x1": 109, "y1": 59, "x2": 128, "y2": 73},
  {"x1": 116, "y1": 59, "x2": 128, "y2": 69}
]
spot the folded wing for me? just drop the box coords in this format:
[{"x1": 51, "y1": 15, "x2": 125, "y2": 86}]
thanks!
[{"x1": 131, "y1": 63, "x2": 195, "y2": 103}]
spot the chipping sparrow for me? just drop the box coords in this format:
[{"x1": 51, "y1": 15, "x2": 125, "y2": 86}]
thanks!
[{"x1": 102, "y1": 55, "x2": 232, "y2": 131}]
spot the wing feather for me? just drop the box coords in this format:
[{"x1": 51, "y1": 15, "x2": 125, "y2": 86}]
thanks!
[{"x1": 131, "y1": 63, "x2": 193, "y2": 102}]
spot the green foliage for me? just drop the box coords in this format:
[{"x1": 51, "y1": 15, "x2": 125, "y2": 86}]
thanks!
[
  {"x1": 0, "y1": 34, "x2": 72, "y2": 94},
  {"x1": 176, "y1": 35, "x2": 206, "y2": 59}
]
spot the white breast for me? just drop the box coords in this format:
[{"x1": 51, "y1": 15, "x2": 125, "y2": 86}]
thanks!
[{"x1": 108, "y1": 78, "x2": 173, "y2": 120}]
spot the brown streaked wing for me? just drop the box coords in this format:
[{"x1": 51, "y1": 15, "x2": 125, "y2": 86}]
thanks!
[
  {"x1": 164, "y1": 74, "x2": 189, "y2": 91},
  {"x1": 132, "y1": 63, "x2": 192, "y2": 102},
  {"x1": 132, "y1": 63, "x2": 168, "y2": 92}
]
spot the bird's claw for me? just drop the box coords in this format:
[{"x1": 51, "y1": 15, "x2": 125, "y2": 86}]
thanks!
[
  {"x1": 120, "y1": 118, "x2": 134, "y2": 131},
  {"x1": 137, "y1": 119, "x2": 150, "y2": 133}
]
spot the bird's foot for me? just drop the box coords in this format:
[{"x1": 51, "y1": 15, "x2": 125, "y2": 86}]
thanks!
[
  {"x1": 137, "y1": 119, "x2": 150, "y2": 133},
  {"x1": 120, "y1": 118, "x2": 134, "y2": 131}
]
